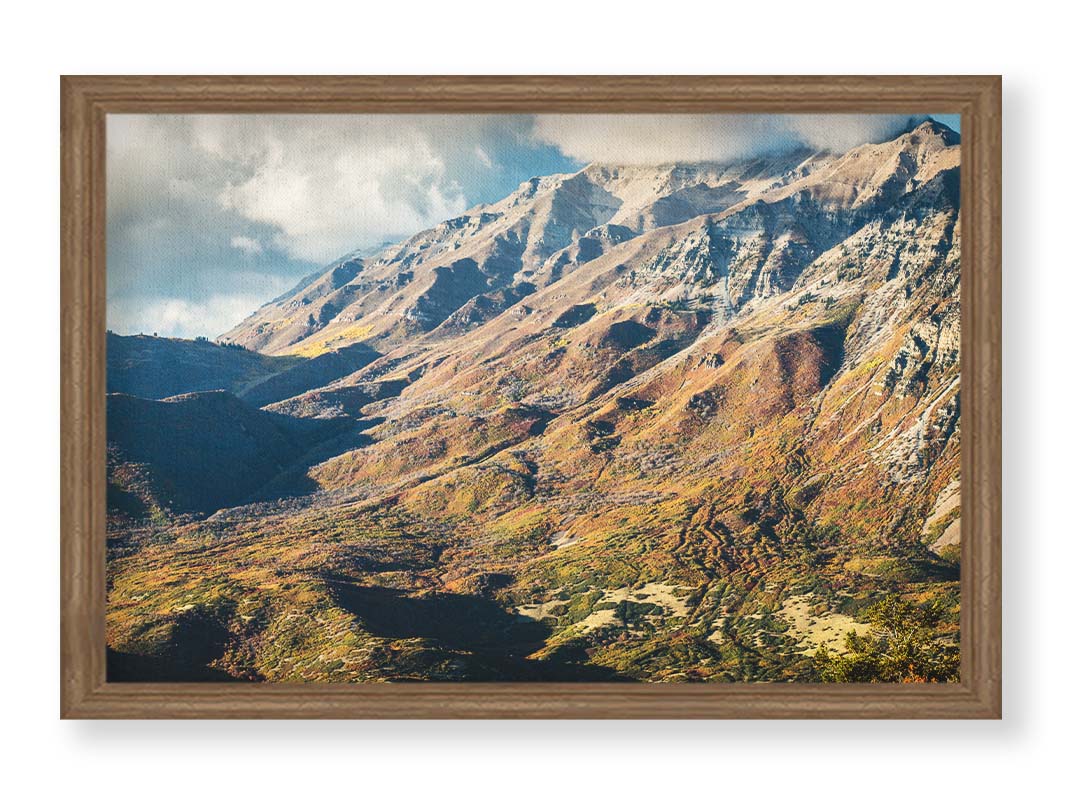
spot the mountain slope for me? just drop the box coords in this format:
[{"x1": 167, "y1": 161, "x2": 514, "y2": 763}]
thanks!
[
  {"x1": 106, "y1": 333, "x2": 300, "y2": 399},
  {"x1": 107, "y1": 391, "x2": 341, "y2": 516}
]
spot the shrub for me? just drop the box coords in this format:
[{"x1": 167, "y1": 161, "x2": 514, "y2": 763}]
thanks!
[{"x1": 814, "y1": 595, "x2": 959, "y2": 683}]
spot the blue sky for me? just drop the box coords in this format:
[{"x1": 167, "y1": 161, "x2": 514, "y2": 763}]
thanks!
[{"x1": 107, "y1": 113, "x2": 959, "y2": 339}]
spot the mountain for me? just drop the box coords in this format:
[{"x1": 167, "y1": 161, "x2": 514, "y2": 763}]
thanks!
[
  {"x1": 107, "y1": 119, "x2": 962, "y2": 683},
  {"x1": 106, "y1": 390, "x2": 345, "y2": 517},
  {"x1": 106, "y1": 333, "x2": 299, "y2": 399}
]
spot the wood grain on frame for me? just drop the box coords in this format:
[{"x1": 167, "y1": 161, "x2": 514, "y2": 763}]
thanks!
[{"x1": 60, "y1": 75, "x2": 1001, "y2": 719}]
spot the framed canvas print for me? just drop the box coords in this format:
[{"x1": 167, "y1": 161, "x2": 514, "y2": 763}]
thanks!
[{"x1": 61, "y1": 76, "x2": 1001, "y2": 718}]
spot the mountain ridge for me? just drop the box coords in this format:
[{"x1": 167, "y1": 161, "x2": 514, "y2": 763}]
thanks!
[{"x1": 220, "y1": 120, "x2": 957, "y2": 360}]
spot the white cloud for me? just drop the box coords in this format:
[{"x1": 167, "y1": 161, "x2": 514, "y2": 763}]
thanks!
[
  {"x1": 230, "y1": 235, "x2": 263, "y2": 255},
  {"x1": 474, "y1": 145, "x2": 493, "y2": 168},
  {"x1": 532, "y1": 114, "x2": 920, "y2": 165},
  {"x1": 785, "y1": 114, "x2": 925, "y2": 154},
  {"x1": 108, "y1": 115, "x2": 483, "y2": 266},
  {"x1": 108, "y1": 270, "x2": 294, "y2": 339},
  {"x1": 109, "y1": 294, "x2": 267, "y2": 339},
  {"x1": 185, "y1": 116, "x2": 473, "y2": 263},
  {"x1": 215, "y1": 124, "x2": 469, "y2": 262}
]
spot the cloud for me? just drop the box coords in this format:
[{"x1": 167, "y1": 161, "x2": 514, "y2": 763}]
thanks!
[
  {"x1": 785, "y1": 115, "x2": 927, "y2": 154},
  {"x1": 108, "y1": 115, "x2": 494, "y2": 268},
  {"x1": 230, "y1": 235, "x2": 263, "y2": 255},
  {"x1": 109, "y1": 292, "x2": 277, "y2": 340},
  {"x1": 532, "y1": 114, "x2": 923, "y2": 165},
  {"x1": 212, "y1": 118, "x2": 471, "y2": 262}
]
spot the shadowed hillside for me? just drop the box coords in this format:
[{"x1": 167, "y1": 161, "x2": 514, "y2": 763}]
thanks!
[
  {"x1": 107, "y1": 391, "x2": 342, "y2": 516},
  {"x1": 106, "y1": 333, "x2": 299, "y2": 399}
]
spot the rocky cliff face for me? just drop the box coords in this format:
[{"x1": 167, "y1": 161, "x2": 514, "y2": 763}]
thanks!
[{"x1": 107, "y1": 120, "x2": 962, "y2": 683}]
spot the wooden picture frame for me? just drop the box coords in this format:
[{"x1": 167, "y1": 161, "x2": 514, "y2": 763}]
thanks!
[{"x1": 61, "y1": 75, "x2": 1001, "y2": 719}]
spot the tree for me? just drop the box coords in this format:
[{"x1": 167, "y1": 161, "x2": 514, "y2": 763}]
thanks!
[{"x1": 814, "y1": 595, "x2": 959, "y2": 683}]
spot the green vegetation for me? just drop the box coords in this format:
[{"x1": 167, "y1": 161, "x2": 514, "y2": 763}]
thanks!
[{"x1": 814, "y1": 596, "x2": 960, "y2": 683}]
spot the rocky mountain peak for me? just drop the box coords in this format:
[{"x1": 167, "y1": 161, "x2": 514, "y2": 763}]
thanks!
[{"x1": 222, "y1": 120, "x2": 958, "y2": 359}]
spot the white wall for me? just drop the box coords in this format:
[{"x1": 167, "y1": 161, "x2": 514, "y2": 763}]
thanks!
[{"x1": 1, "y1": 2, "x2": 1060, "y2": 796}]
